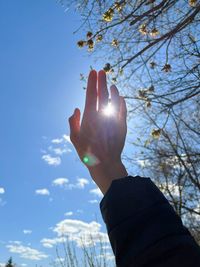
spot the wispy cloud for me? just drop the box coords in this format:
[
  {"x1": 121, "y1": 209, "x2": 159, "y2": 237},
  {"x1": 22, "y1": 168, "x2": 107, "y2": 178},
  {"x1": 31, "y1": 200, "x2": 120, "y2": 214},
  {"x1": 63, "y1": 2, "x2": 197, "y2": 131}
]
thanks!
[
  {"x1": 68, "y1": 178, "x2": 89, "y2": 189},
  {"x1": 52, "y1": 177, "x2": 89, "y2": 190},
  {"x1": 64, "y1": 211, "x2": 73, "y2": 216},
  {"x1": 41, "y1": 134, "x2": 72, "y2": 166},
  {"x1": 35, "y1": 188, "x2": 50, "y2": 196},
  {"x1": 41, "y1": 219, "x2": 109, "y2": 249},
  {"x1": 76, "y1": 178, "x2": 89, "y2": 189},
  {"x1": 89, "y1": 188, "x2": 103, "y2": 198},
  {"x1": 52, "y1": 178, "x2": 69, "y2": 187},
  {"x1": 23, "y1": 230, "x2": 32, "y2": 235},
  {"x1": 63, "y1": 134, "x2": 72, "y2": 144},
  {"x1": 50, "y1": 147, "x2": 72, "y2": 155},
  {"x1": 0, "y1": 187, "x2": 5, "y2": 194},
  {"x1": 42, "y1": 154, "x2": 61, "y2": 166},
  {"x1": 89, "y1": 199, "x2": 98, "y2": 204},
  {"x1": 51, "y1": 134, "x2": 72, "y2": 145},
  {"x1": 7, "y1": 241, "x2": 48, "y2": 260},
  {"x1": 40, "y1": 237, "x2": 66, "y2": 248},
  {"x1": 51, "y1": 138, "x2": 63, "y2": 144}
]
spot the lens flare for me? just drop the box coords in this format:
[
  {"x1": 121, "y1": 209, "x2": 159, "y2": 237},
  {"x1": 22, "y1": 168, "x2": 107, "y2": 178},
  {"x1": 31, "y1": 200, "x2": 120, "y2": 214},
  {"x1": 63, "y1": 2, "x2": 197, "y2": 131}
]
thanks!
[
  {"x1": 102, "y1": 102, "x2": 115, "y2": 116},
  {"x1": 82, "y1": 153, "x2": 99, "y2": 166},
  {"x1": 83, "y1": 156, "x2": 89, "y2": 163}
]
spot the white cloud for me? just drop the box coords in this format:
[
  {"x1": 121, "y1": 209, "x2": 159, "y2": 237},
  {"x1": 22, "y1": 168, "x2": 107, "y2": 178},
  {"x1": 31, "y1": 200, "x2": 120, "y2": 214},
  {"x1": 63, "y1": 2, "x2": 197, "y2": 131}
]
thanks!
[
  {"x1": 40, "y1": 237, "x2": 66, "y2": 248},
  {"x1": 52, "y1": 178, "x2": 89, "y2": 190},
  {"x1": 51, "y1": 135, "x2": 72, "y2": 145},
  {"x1": 48, "y1": 146, "x2": 72, "y2": 156},
  {"x1": 41, "y1": 219, "x2": 109, "y2": 249},
  {"x1": 63, "y1": 134, "x2": 72, "y2": 144},
  {"x1": 89, "y1": 188, "x2": 103, "y2": 198},
  {"x1": 52, "y1": 147, "x2": 72, "y2": 155},
  {"x1": 0, "y1": 187, "x2": 5, "y2": 194},
  {"x1": 42, "y1": 135, "x2": 72, "y2": 167},
  {"x1": 52, "y1": 178, "x2": 69, "y2": 187},
  {"x1": 76, "y1": 178, "x2": 89, "y2": 188},
  {"x1": 23, "y1": 230, "x2": 32, "y2": 235},
  {"x1": 68, "y1": 178, "x2": 89, "y2": 190},
  {"x1": 51, "y1": 138, "x2": 63, "y2": 144},
  {"x1": 54, "y1": 219, "x2": 99, "y2": 236},
  {"x1": 7, "y1": 242, "x2": 48, "y2": 260},
  {"x1": 89, "y1": 199, "x2": 98, "y2": 204},
  {"x1": 64, "y1": 211, "x2": 73, "y2": 216},
  {"x1": 35, "y1": 188, "x2": 50, "y2": 196},
  {"x1": 42, "y1": 154, "x2": 61, "y2": 166}
]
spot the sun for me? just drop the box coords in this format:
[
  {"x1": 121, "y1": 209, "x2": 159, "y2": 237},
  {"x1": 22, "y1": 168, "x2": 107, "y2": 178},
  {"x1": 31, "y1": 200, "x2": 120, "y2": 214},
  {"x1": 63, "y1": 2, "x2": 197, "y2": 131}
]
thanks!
[{"x1": 102, "y1": 102, "x2": 115, "y2": 116}]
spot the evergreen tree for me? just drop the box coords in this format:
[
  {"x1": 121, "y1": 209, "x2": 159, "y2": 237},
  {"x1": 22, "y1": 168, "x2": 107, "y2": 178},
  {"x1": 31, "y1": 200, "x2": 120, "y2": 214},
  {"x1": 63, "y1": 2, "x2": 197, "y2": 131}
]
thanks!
[{"x1": 5, "y1": 257, "x2": 14, "y2": 267}]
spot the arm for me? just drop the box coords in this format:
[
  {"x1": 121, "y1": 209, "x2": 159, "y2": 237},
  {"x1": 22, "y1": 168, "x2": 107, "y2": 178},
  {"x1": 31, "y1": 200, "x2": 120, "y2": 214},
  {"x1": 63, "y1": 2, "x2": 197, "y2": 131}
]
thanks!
[
  {"x1": 100, "y1": 176, "x2": 200, "y2": 267},
  {"x1": 68, "y1": 70, "x2": 200, "y2": 267}
]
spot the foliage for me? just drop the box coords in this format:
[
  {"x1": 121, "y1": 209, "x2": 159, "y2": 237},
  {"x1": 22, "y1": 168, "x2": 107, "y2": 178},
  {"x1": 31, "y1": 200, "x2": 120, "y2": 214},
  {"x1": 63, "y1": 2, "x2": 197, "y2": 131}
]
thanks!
[
  {"x1": 50, "y1": 235, "x2": 115, "y2": 267},
  {"x1": 59, "y1": 0, "x2": 200, "y2": 243}
]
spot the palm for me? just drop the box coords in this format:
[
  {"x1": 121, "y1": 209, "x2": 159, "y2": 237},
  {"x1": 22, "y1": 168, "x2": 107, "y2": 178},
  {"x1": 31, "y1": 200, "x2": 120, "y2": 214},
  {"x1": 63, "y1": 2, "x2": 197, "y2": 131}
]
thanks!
[{"x1": 69, "y1": 70, "x2": 127, "y2": 167}]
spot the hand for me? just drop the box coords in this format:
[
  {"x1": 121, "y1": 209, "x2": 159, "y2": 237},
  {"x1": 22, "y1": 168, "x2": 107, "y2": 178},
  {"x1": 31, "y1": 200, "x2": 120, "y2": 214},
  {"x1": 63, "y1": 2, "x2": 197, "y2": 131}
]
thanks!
[{"x1": 68, "y1": 70, "x2": 128, "y2": 194}]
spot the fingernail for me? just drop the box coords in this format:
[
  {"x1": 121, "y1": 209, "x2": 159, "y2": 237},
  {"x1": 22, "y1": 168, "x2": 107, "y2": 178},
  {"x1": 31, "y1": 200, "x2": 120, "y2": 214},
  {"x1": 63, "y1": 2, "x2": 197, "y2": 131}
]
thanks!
[
  {"x1": 99, "y1": 69, "x2": 105, "y2": 74},
  {"x1": 90, "y1": 69, "x2": 96, "y2": 74},
  {"x1": 110, "y1": 84, "x2": 118, "y2": 92}
]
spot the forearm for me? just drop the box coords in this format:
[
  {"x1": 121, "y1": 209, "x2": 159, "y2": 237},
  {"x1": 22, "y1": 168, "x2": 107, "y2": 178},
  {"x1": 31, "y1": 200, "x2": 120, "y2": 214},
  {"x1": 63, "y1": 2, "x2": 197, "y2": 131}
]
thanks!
[
  {"x1": 100, "y1": 176, "x2": 200, "y2": 267},
  {"x1": 88, "y1": 161, "x2": 128, "y2": 194}
]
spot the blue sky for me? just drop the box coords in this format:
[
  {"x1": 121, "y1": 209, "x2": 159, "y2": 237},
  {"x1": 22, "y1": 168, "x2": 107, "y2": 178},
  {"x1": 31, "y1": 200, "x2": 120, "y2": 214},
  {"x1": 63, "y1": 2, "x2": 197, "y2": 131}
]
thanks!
[{"x1": 0, "y1": 1, "x2": 137, "y2": 266}]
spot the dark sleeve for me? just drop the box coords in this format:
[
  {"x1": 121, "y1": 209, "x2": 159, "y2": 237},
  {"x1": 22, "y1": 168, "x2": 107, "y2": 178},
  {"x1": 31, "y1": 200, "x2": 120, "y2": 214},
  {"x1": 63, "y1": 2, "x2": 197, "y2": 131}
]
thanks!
[{"x1": 100, "y1": 176, "x2": 200, "y2": 267}]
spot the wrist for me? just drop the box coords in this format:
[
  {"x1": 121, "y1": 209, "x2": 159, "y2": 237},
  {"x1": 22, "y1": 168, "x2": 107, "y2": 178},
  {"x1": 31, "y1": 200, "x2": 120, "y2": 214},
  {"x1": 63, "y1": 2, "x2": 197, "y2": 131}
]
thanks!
[{"x1": 88, "y1": 160, "x2": 128, "y2": 195}]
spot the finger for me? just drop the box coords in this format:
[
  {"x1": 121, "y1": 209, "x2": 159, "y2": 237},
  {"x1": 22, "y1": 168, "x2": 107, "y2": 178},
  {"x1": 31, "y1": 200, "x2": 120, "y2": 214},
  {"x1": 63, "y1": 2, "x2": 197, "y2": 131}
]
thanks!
[
  {"x1": 119, "y1": 96, "x2": 127, "y2": 127},
  {"x1": 98, "y1": 70, "x2": 109, "y2": 111},
  {"x1": 110, "y1": 85, "x2": 120, "y2": 115},
  {"x1": 68, "y1": 108, "x2": 81, "y2": 143},
  {"x1": 85, "y1": 70, "x2": 97, "y2": 113}
]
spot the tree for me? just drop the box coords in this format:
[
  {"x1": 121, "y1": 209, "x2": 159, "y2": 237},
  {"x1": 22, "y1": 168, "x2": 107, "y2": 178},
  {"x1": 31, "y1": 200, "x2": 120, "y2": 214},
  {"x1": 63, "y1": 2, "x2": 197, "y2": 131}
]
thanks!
[
  {"x1": 60, "y1": 0, "x2": 200, "y2": 243},
  {"x1": 5, "y1": 257, "x2": 15, "y2": 267}
]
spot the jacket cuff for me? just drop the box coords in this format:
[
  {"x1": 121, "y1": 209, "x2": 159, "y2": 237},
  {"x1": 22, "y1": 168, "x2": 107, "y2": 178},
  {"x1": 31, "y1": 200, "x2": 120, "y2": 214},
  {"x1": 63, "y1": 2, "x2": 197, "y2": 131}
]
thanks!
[{"x1": 100, "y1": 176, "x2": 169, "y2": 232}]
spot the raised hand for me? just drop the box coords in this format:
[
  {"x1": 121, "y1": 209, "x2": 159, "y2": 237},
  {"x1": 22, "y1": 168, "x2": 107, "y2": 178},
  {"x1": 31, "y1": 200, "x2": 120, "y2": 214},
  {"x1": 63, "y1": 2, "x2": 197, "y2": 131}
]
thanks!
[{"x1": 68, "y1": 70, "x2": 128, "y2": 194}]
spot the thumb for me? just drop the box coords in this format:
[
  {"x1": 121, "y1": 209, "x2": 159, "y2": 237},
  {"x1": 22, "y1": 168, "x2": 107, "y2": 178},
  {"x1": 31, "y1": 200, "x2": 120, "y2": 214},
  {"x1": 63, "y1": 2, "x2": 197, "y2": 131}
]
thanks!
[{"x1": 68, "y1": 108, "x2": 81, "y2": 144}]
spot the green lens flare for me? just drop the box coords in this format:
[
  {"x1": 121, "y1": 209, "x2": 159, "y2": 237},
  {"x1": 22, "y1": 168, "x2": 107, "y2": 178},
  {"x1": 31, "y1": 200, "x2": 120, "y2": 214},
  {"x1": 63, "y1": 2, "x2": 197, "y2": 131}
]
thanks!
[
  {"x1": 82, "y1": 153, "x2": 99, "y2": 166},
  {"x1": 83, "y1": 156, "x2": 89, "y2": 163}
]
